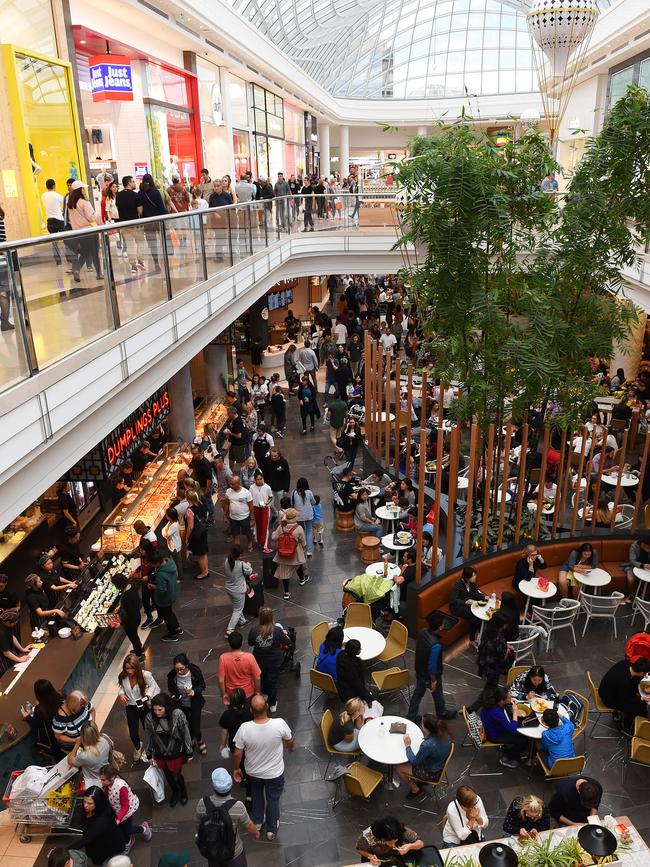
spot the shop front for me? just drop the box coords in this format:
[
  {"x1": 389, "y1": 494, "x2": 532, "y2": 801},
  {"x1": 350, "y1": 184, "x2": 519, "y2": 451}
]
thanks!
[
  {"x1": 304, "y1": 113, "x2": 318, "y2": 178},
  {"x1": 73, "y1": 27, "x2": 200, "y2": 189},
  {"x1": 251, "y1": 83, "x2": 284, "y2": 179},
  {"x1": 283, "y1": 103, "x2": 306, "y2": 178},
  {"x1": 197, "y1": 63, "x2": 252, "y2": 182}
]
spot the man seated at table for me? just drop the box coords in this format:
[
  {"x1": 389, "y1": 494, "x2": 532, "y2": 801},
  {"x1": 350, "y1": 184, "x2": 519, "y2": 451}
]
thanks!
[
  {"x1": 539, "y1": 709, "x2": 575, "y2": 768},
  {"x1": 333, "y1": 467, "x2": 358, "y2": 514},
  {"x1": 624, "y1": 538, "x2": 650, "y2": 599},
  {"x1": 548, "y1": 776, "x2": 603, "y2": 826},
  {"x1": 598, "y1": 657, "x2": 650, "y2": 734}
]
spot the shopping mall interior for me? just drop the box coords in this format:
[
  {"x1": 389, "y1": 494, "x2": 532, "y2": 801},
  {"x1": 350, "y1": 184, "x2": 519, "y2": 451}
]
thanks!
[{"x1": 2, "y1": 1, "x2": 650, "y2": 866}]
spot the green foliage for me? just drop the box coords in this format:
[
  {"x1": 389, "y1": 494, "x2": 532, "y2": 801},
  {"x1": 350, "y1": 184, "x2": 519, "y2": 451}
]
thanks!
[
  {"x1": 396, "y1": 86, "x2": 650, "y2": 432},
  {"x1": 457, "y1": 499, "x2": 548, "y2": 550}
]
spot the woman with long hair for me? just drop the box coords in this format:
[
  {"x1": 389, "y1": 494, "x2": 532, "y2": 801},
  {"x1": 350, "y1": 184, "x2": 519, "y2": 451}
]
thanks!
[
  {"x1": 510, "y1": 665, "x2": 557, "y2": 702},
  {"x1": 558, "y1": 541, "x2": 598, "y2": 599},
  {"x1": 143, "y1": 692, "x2": 193, "y2": 806},
  {"x1": 81, "y1": 786, "x2": 124, "y2": 865},
  {"x1": 166, "y1": 652, "x2": 207, "y2": 755},
  {"x1": 224, "y1": 544, "x2": 252, "y2": 637},
  {"x1": 477, "y1": 612, "x2": 512, "y2": 688},
  {"x1": 353, "y1": 488, "x2": 383, "y2": 539},
  {"x1": 395, "y1": 714, "x2": 452, "y2": 796},
  {"x1": 136, "y1": 173, "x2": 166, "y2": 273},
  {"x1": 449, "y1": 566, "x2": 486, "y2": 647},
  {"x1": 67, "y1": 183, "x2": 101, "y2": 281},
  {"x1": 185, "y1": 490, "x2": 209, "y2": 580},
  {"x1": 298, "y1": 375, "x2": 318, "y2": 433},
  {"x1": 248, "y1": 607, "x2": 288, "y2": 713},
  {"x1": 67, "y1": 720, "x2": 112, "y2": 787},
  {"x1": 20, "y1": 678, "x2": 64, "y2": 759},
  {"x1": 316, "y1": 625, "x2": 344, "y2": 682},
  {"x1": 291, "y1": 476, "x2": 316, "y2": 556},
  {"x1": 328, "y1": 697, "x2": 365, "y2": 752},
  {"x1": 101, "y1": 180, "x2": 119, "y2": 224},
  {"x1": 271, "y1": 508, "x2": 307, "y2": 601},
  {"x1": 117, "y1": 652, "x2": 160, "y2": 762},
  {"x1": 356, "y1": 816, "x2": 424, "y2": 863}
]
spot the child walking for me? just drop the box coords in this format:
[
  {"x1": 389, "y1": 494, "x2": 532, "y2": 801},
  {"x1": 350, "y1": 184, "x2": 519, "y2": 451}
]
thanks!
[
  {"x1": 100, "y1": 764, "x2": 152, "y2": 850},
  {"x1": 270, "y1": 385, "x2": 287, "y2": 438},
  {"x1": 312, "y1": 494, "x2": 324, "y2": 548}
]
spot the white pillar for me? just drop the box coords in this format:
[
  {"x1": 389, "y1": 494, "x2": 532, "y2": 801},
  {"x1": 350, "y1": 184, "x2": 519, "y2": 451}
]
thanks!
[
  {"x1": 611, "y1": 311, "x2": 647, "y2": 381},
  {"x1": 167, "y1": 365, "x2": 196, "y2": 443},
  {"x1": 203, "y1": 344, "x2": 230, "y2": 397},
  {"x1": 339, "y1": 125, "x2": 349, "y2": 179},
  {"x1": 220, "y1": 69, "x2": 237, "y2": 181},
  {"x1": 417, "y1": 126, "x2": 427, "y2": 136},
  {"x1": 320, "y1": 123, "x2": 330, "y2": 178}
]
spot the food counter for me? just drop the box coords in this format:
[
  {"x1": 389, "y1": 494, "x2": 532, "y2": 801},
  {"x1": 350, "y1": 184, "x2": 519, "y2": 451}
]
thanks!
[
  {"x1": 101, "y1": 444, "x2": 190, "y2": 553},
  {"x1": 195, "y1": 397, "x2": 228, "y2": 438},
  {"x1": 261, "y1": 341, "x2": 292, "y2": 380},
  {"x1": 0, "y1": 507, "x2": 48, "y2": 566}
]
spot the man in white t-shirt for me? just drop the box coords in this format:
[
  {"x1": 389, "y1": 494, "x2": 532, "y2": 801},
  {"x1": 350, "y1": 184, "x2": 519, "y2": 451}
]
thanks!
[
  {"x1": 334, "y1": 319, "x2": 348, "y2": 347},
  {"x1": 233, "y1": 694, "x2": 294, "y2": 841},
  {"x1": 379, "y1": 322, "x2": 397, "y2": 357},
  {"x1": 225, "y1": 475, "x2": 253, "y2": 550},
  {"x1": 42, "y1": 178, "x2": 65, "y2": 265}
]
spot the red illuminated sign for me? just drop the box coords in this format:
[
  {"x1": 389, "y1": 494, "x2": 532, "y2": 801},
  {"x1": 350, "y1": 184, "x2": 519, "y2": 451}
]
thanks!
[{"x1": 102, "y1": 388, "x2": 170, "y2": 471}]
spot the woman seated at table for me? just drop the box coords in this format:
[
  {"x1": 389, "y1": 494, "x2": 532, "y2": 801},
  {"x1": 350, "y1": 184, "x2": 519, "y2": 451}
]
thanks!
[
  {"x1": 510, "y1": 665, "x2": 557, "y2": 703},
  {"x1": 336, "y1": 639, "x2": 373, "y2": 705},
  {"x1": 480, "y1": 686, "x2": 529, "y2": 768},
  {"x1": 503, "y1": 794, "x2": 550, "y2": 841},
  {"x1": 449, "y1": 566, "x2": 486, "y2": 647},
  {"x1": 356, "y1": 816, "x2": 424, "y2": 865},
  {"x1": 328, "y1": 697, "x2": 365, "y2": 752},
  {"x1": 558, "y1": 542, "x2": 598, "y2": 599},
  {"x1": 316, "y1": 625, "x2": 344, "y2": 682},
  {"x1": 395, "y1": 714, "x2": 452, "y2": 797},
  {"x1": 512, "y1": 545, "x2": 547, "y2": 592},
  {"x1": 442, "y1": 785, "x2": 489, "y2": 848},
  {"x1": 499, "y1": 592, "x2": 520, "y2": 641},
  {"x1": 353, "y1": 489, "x2": 383, "y2": 540},
  {"x1": 583, "y1": 494, "x2": 619, "y2": 528}
]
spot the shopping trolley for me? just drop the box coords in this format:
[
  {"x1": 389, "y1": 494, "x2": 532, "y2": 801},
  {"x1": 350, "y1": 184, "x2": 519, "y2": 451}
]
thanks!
[{"x1": 3, "y1": 767, "x2": 82, "y2": 843}]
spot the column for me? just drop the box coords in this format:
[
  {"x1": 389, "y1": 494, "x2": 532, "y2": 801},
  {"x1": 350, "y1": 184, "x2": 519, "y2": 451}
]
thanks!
[
  {"x1": 610, "y1": 311, "x2": 647, "y2": 381},
  {"x1": 220, "y1": 69, "x2": 237, "y2": 181},
  {"x1": 203, "y1": 343, "x2": 230, "y2": 397},
  {"x1": 339, "y1": 125, "x2": 349, "y2": 179},
  {"x1": 320, "y1": 123, "x2": 330, "y2": 178},
  {"x1": 167, "y1": 364, "x2": 196, "y2": 443}
]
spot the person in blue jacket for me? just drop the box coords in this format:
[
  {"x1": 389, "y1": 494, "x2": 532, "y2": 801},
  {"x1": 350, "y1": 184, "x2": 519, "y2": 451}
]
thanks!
[
  {"x1": 315, "y1": 625, "x2": 343, "y2": 682},
  {"x1": 395, "y1": 714, "x2": 452, "y2": 797},
  {"x1": 539, "y1": 709, "x2": 575, "y2": 768},
  {"x1": 480, "y1": 686, "x2": 529, "y2": 768}
]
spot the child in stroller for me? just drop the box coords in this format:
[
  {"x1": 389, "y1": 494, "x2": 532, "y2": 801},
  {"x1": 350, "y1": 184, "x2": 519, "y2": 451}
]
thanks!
[{"x1": 341, "y1": 573, "x2": 399, "y2": 632}]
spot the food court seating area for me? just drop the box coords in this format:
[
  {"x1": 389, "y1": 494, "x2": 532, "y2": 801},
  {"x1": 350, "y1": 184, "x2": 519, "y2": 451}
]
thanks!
[{"x1": 414, "y1": 535, "x2": 639, "y2": 640}]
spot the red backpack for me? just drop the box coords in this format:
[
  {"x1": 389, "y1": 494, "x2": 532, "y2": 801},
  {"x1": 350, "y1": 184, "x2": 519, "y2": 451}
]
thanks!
[{"x1": 277, "y1": 527, "x2": 298, "y2": 558}]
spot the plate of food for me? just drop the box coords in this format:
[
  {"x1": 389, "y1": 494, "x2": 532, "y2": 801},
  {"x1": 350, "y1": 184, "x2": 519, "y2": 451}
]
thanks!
[
  {"x1": 517, "y1": 704, "x2": 531, "y2": 716},
  {"x1": 366, "y1": 485, "x2": 380, "y2": 496},
  {"x1": 475, "y1": 599, "x2": 488, "y2": 607},
  {"x1": 396, "y1": 532, "x2": 412, "y2": 545},
  {"x1": 531, "y1": 697, "x2": 549, "y2": 714},
  {"x1": 425, "y1": 461, "x2": 437, "y2": 472}
]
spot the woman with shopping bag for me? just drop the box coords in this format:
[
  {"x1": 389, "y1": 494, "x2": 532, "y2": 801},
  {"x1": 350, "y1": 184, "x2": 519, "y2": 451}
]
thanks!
[{"x1": 143, "y1": 693, "x2": 193, "y2": 807}]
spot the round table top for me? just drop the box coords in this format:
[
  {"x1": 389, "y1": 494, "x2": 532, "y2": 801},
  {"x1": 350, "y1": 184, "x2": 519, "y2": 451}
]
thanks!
[
  {"x1": 601, "y1": 472, "x2": 638, "y2": 487},
  {"x1": 517, "y1": 700, "x2": 571, "y2": 740},
  {"x1": 633, "y1": 567, "x2": 650, "y2": 583},
  {"x1": 527, "y1": 500, "x2": 555, "y2": 516},
  {"x1": 457, "y1": 476, "x2": 470, "y2": 490},
  {"x1": 358, "y1": 715, "x2": 423, "y2": 764},
  {"x1": 343, "y1": 626, "x2": 386, "y2": 661},
  {"x1": 471, "y1": 601, "x2": 499, "y2": 622},
  {"x1": 518, "y1": 579, "x2": 557, "y2": 600},
  {"x1": 365, "y1": 561, "x2": 401, "y2": 580},
  {"x1": 576, "y1": 567, "x2": 612, "y2": 588},
  {"x1": 370, "y1": 412, "x2": 395, "y2": 423},
  {"x1": 382, "y1": 533, "x2": 414, "y2": 551},
  {"x1": 375, "y1": 505, "x2": 403, "y2": 521}
]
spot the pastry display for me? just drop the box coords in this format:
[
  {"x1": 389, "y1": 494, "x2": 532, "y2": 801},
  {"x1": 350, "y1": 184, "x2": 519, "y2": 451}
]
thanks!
[
  {"x1": 72, "y1": 555, "x2": 128, "y2": 632},
  {"x1": 195, "y1": 399, "x2": 228, "y2": 438}
]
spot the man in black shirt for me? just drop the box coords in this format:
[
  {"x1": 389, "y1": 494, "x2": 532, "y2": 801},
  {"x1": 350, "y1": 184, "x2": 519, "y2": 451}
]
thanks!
[
  {"x1": 262, "y1": 447, "x2": 291, "y2": 510},
  {"x1": 24, "y1": 574, "x2": 66, "y2": 629},
  {"x1": 394, "y1": 550, "x2": 417, "y2": 605},
  {"x1": 190, "y1": 445, "x2": 215, "y2": 525},
  {"x1": 407, "y1": 610, "x2": 456, "y2": 722},
  {"x1": 60, "y1": 527, "x2": 87, "y2": 579},
  {"x1": 549, "y1": 777, "x2": 603, "y2": 825},
  {"x1": 300, "y1": 180, "x2": 315, "y2": 231},
  {"x1": 57, "y1": 482, "x2": 78, "y2": 529},
  {"x1": 0, "y1": 574, "x2": 19, "y2": 615},
  {"x1": 116, "y1": 175, "x2": 143, "y2": 275},
  {"x1": 333, "y1": 467, "x2": 356, "y2": 514},
  {"x1": 599, "y1": 657, "x2": 650, "y2": 732},
  {"x1": 132, "y1": 441, "x2": 157, "y2": 477},
  {"x1": 0, "y1": 610, "x2": 31, "y2": 664},
  {"x1": 314, "y1": 178, "x2": 326, "y2": 218},
  {"x1": 112, "y1": 574, "x2": 144, "y2": 658}
]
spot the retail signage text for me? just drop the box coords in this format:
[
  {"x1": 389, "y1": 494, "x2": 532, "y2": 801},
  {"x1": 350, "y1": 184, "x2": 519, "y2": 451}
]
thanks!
[
  {"x1": 89, "y1": 54, "x2": 134, "y2": 102},
  {"x1": 104, "y1": 389, "x2": 170, "y2": 468}
]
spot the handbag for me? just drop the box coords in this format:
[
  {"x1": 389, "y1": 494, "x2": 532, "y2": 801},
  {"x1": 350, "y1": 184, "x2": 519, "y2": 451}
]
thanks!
[{"x1": 519, "y1": 712, "x2": 540, "y2": 728}]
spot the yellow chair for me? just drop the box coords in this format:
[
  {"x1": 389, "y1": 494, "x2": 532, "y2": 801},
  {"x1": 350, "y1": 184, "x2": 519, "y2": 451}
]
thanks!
[
  {"x1": 310, "y1": 621, "x2": 330, "y2": 663},
  {"x1": 621, "y1": 721, "x2": 650, "y2": 784},
  {"x1": 460, "y1": 706, "x2": 503, "y2": 777},
  {"x1": 407, "y1": 743, "x2": 455, "y2": 812},
  {"x1": 308, "y1": 668, "x2": 338, "y2": 710},
  {"x1": 377, "y1": 620, "x2": 409, "y2": 666},
  {"x1": 506, "y1": 665, "x2": 529, "y2": 688},
  {"x1": 344, "y1": 602, "x2": 373, "y2": 629},
  {"x1": 586, "y1": 671, "x2": 618, "y2": 739},
  {"x1": 634, "y1": 717, "x2": 650, "y2": 741},
  {"x1": 320, "y1": 708, "x2": 361, "y2": 778},
  {"x1": 342, "y1": 762, "x2": 383, "y2": 801},
  {"x1": 371, "y1": 667, "x2": 411, "y2": 704},
  {"x1": 536, "y1": 753, "x2": 586, "y2": 779},
  {"x1": 564, "y1": 690, "x2": 589, "y2": 752}
]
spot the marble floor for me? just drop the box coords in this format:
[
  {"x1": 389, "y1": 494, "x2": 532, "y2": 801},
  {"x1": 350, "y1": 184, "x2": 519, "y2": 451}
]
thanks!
[{"x1": 23, "y1": 397, "x2": 650, "y2": 867}]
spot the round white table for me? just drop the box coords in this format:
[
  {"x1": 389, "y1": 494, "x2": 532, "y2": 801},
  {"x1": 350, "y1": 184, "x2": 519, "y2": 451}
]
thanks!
[
  {"x1": 382, "y1": 533, "x2": 414, "y2": 563},
  {"x1": 470, "y1": 600, "x2": 499, "y2": 641},
  {"x1": 526, "y1": 499, "x2": 555, "y2": 517},
  {"x1": 358, "y1": 715, "x2": 423, "y2": 788},
  {"x1": 633, "y1": 567, "x2": 650, "y2": 601},
  {"x1": 365, "y1": 561, "x2": 401, "y2": 580},
  {"x1": 517, "y1": 700, "x2": 571, "y2": 740},
  {"x1": 518, "y1": 578, "x2": 557, "y2": 622},
  {"x1": 343, "y1": 626, "x2": 386, "y2": 661},
  {"x1": 370, "y1": 412, "x2": 395, "y2": 424},
  {"x1": 576, "y1": 567, "x2": 612, "y2": 595},
  {"x1": 601, "y1": 472, "x2": 639, "y2": 487},
  {"x1": 577, "y1": 502, "x2": 624, "y2": 524},
  {"x1": 457, "y1": 476, "x2": 470, "y2": 490},
  {"x1": 375, "y1": 505, "x2": 403, "y2": 529}
]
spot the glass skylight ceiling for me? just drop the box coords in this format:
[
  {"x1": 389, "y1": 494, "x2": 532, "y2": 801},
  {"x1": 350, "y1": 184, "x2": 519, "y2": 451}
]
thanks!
[{"x1": 225, "y1": 0, "x2": 613, "y2": 99}]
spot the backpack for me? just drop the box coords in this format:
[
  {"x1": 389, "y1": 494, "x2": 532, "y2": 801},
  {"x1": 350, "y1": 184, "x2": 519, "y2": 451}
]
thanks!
[
  {"x1": 559, "y1": 693, "x2": 585, "y2": 723},
  {"x1": 277, "y1": 527, "x2": 298, "y2": 558},
  {"x1": 196, "y1": 797, "x2": 236, "y2": 862}
]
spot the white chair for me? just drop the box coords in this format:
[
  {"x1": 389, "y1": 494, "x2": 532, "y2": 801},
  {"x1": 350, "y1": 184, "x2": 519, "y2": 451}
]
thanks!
[
  {"x1": 579, "y1": 591, "x2": 625, "y2": 638},
  {"x1": 631, "y1": 596, "x2": 650, "y2": 630},
  {"x1": 508, "y1": 625, "x2": 545, "y2": 666},
  {"x1": 530, "y1": 600, "x2": 580, "y2": 652},
  {"x1": 616, "y1": 504, "x2": 634, "y2": 529}
]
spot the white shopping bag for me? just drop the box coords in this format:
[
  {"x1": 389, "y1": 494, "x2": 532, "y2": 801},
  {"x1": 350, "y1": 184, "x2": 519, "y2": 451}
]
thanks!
[
  {"x1": 363, "y1": 700, "x2": 384, "y2": 722},
  {"x1": 143, "y1": 764, "x2": 166, "y2": 803},
  {"x1": 11, "y1": 756, "x2": 78, "y2": 802}
]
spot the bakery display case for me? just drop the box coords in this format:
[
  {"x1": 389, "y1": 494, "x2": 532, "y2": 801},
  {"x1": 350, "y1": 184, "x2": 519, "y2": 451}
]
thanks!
[
  {"x1": 195, "y1": 398, "x2": 228, "y2": 438},
  {"x1": 0, "y1": 505, "x2": 47, "y2": 566},
  {"x1": 101, "y1": 445, "x2": 190, "y2": 553},
  {"x1": 67, "y1": 555, "x2": 128, "y2": 632}
]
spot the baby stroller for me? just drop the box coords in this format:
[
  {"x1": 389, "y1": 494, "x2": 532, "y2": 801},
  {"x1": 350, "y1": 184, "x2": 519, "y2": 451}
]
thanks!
[
  {"x1": 279, "y1": 625, "x2": 300, "y2": 678},
  {"x1": 342, "y1": 574, "x2": 399, "y2": 633}
]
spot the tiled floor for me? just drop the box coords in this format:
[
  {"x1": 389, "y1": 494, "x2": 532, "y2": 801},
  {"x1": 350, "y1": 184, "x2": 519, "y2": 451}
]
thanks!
[{"x1": 25, "y1": 391, "x2": 650, "y2": 867}]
